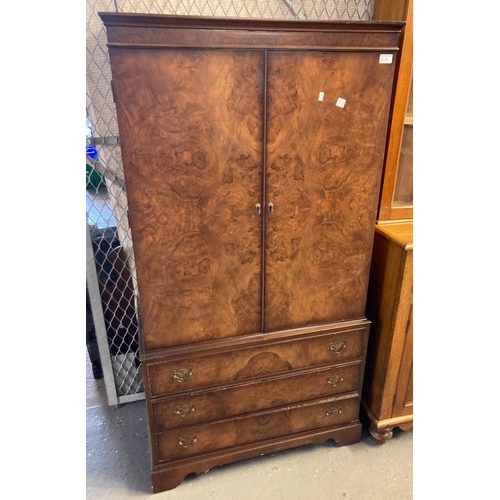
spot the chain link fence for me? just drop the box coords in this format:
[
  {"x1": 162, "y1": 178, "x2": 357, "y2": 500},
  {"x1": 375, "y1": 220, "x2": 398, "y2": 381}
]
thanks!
[{"x1": 86, "y1": 0, "x2": 375, "y2": 405}]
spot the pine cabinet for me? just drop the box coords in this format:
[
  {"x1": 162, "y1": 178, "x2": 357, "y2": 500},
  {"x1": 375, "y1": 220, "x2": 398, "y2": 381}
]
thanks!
[
  {"x1": 362, "y1": 222, "x2": 413, "y2": 443},
  {"x1": 100, "y1": 13, "x2": 404, "y2": 492}
]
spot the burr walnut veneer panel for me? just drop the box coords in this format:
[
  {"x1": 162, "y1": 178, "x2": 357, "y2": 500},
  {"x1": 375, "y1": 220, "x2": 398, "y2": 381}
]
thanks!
[
  {"x1": 265, "y1": 51, "x2": 394, "y2": 331},
  {"x1": 100, "y1": 13, "x2": 404, "y2": 493},
  {"x1": 156, "y1": 393, "x2": 360, "y2": 461},
  {"x1": 152, "y1": 363, "x2": 362, "y2": 431},
  {"x1": 112, "y1": 49, "x2": 264, "y2": 350},
  {"x1": 146, "y1": 324, "x2": 366, "y2": 396}
]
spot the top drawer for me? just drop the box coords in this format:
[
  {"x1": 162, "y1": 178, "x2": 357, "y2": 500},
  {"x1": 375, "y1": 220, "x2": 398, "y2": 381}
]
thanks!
[{"x1": 146, "y1": 324, "x2": 368, "y2": 397}]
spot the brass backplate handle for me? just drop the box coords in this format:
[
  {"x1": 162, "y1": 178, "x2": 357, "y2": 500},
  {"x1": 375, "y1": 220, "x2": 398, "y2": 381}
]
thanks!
[
  {"x1": 178, "y1": 435, "x2": 197, "y2": 447},
  {"x1": 325, "y1": 406, "x2": 343, "y2": 417},
  {"x1": 174, "y1": 404, "x2": 196, "y2": 417},
  {"x1": 171, "y1": 368, "x2": 193, "y2": 383},
  {"x1": 326, "y1": 374, "x2": 344, "y2": 387},
  {"x1": 328, "y1": 341, "x2": 347, "y2": 354}
]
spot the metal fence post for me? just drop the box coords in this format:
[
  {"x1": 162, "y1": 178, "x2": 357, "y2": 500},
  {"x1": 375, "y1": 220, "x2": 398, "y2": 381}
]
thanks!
[{"x1": 86, "y1": 217, "x2": 119, "y2": 407}]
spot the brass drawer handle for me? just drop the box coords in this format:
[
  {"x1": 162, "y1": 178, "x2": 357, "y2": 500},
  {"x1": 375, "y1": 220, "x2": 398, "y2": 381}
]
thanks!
[
  {"x1": 178, "y1": 435, "x2": 197, "y2": 448},
  {"x1": 328, "y1": 341, "x2": 347, "y2": 354},
  {"x1": 325, "y1": 406, "x2": 343, "y2": 417},
  {"x1": 174, "y1": 404, "x2": 196, "y2": 417},
  {"x1": 326, "y1": 374, "x2": 344, "y2": 387},
  {"x1": 171, "y1": 368, "x2": 193, "y2": 383}
]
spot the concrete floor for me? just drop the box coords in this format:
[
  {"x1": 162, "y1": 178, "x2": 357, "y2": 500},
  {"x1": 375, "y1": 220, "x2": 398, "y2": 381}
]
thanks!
[{"x1": 86, "y1": 350, "x2": 413, "y2": 499}]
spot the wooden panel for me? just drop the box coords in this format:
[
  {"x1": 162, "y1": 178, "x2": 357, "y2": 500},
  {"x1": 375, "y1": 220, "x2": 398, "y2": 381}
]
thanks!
[
  {"x1": 393, "y1": 296, "x2": 413, "y2": 416},
  {"x1": 362, "y1": 222, "x2": 412, "y2": 420},
  {"x1": 152, "y1": 363, "x2": 361, "y2": 431},
  {"x1": 147, "y1": 325, "x2": 367, "y2": 397},
  {"x1": 106, "y1": 28, "x2": 400, "y2": 51},
  {"x1": 152, "y1": 424, "x2": 362, "y2": 492},
  {"x1": 264, "y1": 51, "x2": 395, "y2": 332},
  {"x1": 373, "y1": 0, "x2": 410, "y2": 21},
  {"x1": 110, "y1": 49, "x2": 264, "y2": 350},
  {"x1": 393, "y1": 124, "x2": 413, "y2": 204},
  {"x1": 156, "y1": 393, "x2": 360, "y2": 461},
  {"x1": 101, "y1": 13, "x2": 403, "y2": 51},
  {"x1": 374, "y1": 221, "x2": 413, "y2": 249},
  {"x1": 405, "y1": 366, "x2": 413, "y2": 405}
]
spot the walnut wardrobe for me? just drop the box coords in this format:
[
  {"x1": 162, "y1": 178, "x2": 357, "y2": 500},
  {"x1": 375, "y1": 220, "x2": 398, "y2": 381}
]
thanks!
[{"x1": 99, "y1": 13, "x2": 404, "y2": 493}]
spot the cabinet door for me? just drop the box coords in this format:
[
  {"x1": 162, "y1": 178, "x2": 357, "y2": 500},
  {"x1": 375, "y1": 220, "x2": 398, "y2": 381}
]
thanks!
[
  {"x1": 111, "y1": 49, "x2": 265, "y2": 349},
  {"x1": 264, "y1": 51, "x2": 395, "y2": 332},
  {"x1": 393, "y1": 301, "x2": 413, "y2": 417}
]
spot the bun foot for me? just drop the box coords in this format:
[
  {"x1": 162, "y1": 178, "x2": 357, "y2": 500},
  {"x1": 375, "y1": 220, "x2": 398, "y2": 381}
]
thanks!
[
  {"x1": 369, "y1": 424, "x2": 393, "y2": 445},
  {"x1": 399, "y1": 422, "x2": 413, "y2": 432}
]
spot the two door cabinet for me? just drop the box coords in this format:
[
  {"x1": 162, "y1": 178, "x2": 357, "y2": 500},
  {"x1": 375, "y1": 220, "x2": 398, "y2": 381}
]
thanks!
[{"x1": 99, "y1": 13, "x2": 404, "y2": 492}]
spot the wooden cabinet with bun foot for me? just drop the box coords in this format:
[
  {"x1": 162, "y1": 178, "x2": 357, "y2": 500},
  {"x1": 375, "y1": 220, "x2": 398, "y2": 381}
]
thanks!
[
  {"x1": 361, "y1": 0, "x2": 413, "y2": 445},
  {"x1": 362, "y1": 222, "x2": 413, "y2": 444}
]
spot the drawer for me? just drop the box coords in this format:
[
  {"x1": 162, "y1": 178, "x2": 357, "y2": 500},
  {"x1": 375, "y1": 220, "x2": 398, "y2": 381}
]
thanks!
[
  {"x1": 156, "y1": 393, "x2": 360, "y2": 462},
  {"x1": 147, "y1": 326, "x2": 366, "y2": 397},
  {"x1": 152, "y1": 362, "x2": 361, "y2": 431}
]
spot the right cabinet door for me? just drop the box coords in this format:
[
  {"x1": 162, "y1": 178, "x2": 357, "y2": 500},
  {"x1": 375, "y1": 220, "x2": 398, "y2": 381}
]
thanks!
[{"x1": 264, "y1": 51, "x2": 396, "y2": 332}]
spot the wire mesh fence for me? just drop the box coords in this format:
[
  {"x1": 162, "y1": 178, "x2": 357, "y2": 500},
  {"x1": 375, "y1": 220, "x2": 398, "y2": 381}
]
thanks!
[{"x1": 85, "y1": 0, "x2": 375, "y2": 404}]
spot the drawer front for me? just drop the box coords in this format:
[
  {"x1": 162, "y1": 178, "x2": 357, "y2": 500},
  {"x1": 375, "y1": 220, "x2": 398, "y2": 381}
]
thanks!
[
  {"x1": 148, "y1": 327, "x2": 366, "y2": 396},
  {"x1": 156, "y1": 393, "x2": 360, "y2": 462},
  {"x1": 153, "y1": 363, "x2": 361, "y2": 431}
]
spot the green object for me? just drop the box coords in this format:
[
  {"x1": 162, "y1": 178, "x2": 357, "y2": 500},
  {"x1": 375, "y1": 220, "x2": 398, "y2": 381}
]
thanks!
[{"x1": 86, "y1": 163, "x2": 106, "y2": 189}]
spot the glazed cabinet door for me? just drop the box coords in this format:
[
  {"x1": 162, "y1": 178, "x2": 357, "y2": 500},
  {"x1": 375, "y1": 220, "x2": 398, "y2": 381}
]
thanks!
[
  {"x1": 264, "y1": 51, "x2": 396, "y2": 332},
  {"x1": 110, "y1": 49, "x2": 265, "y2": 350}
]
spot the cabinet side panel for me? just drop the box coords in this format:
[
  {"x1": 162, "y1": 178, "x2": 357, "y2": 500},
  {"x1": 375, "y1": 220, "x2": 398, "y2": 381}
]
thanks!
[
  {"x1": 264, "y1": 51, "x2": 395, "y2": 331},
  {"x1": 363, "y1": 233, "x2": 402, "y2": 417},
  {"x1": 110, "y1": 49, "x2": 265, "y2": 349}
]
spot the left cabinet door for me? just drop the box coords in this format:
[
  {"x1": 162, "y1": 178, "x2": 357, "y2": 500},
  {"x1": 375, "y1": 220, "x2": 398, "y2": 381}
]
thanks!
[{"x1": 110, "y1": 49, "x2": 265, "y2": 349}]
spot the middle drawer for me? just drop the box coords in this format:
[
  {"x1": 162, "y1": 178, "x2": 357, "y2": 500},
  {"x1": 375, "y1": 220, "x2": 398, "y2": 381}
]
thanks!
[{"x1": 152, "y1": 362, "x2": 361, "y2": 432}]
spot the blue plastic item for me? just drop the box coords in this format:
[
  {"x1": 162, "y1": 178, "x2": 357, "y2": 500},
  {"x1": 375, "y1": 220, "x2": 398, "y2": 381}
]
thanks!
[{"x1": 86, "y1": 145, "x2": 99, "y2": 161}]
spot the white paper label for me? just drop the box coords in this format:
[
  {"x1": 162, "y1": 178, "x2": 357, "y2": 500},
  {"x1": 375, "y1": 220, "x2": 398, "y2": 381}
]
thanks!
[
  {"x1": 318, "y1": 92, "x2": 324, "y2": 101},
  {"x1": 336, "y1": 97, "x2": 346, "y2": 108},
  {"x1": 379, "y1": 54, "x2": 393, "y2": 64}
]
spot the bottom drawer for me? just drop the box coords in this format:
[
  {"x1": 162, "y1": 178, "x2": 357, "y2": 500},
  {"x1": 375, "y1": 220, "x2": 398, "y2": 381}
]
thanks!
[{"x1": 156, "y1": 393, "x2": 360, "y2": 462}]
